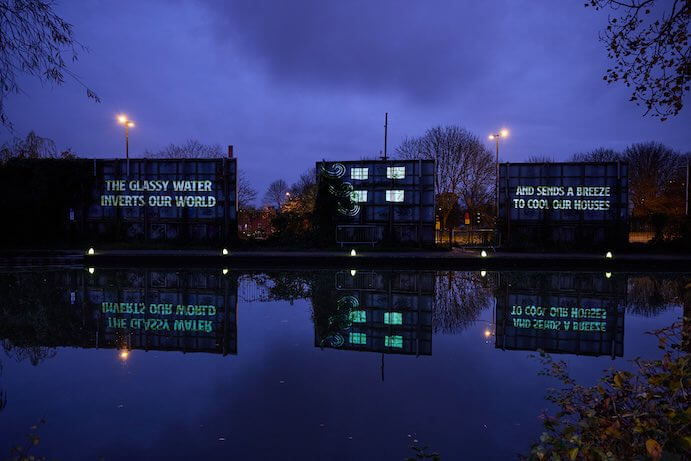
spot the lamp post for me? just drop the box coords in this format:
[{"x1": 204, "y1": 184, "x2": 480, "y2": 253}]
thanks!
[
  {"x1": 117, "y1": 115, "x2": 135, "y2": 175},
  {"x1": 488, "y1": 129, "x2": 509, "y2": 220}
]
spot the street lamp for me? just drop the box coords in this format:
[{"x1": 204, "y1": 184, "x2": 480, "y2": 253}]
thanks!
[
  {"x1": 117, "y1": 114, "x2": 135, "y2": 175},
  {"x1": 489, "y1": 129, "x2": 509, "y2": 219}
]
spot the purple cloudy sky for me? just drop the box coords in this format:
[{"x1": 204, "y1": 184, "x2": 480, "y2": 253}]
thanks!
[{"x1": 2, "y1": 0, "x2": 689, "y2": 199}]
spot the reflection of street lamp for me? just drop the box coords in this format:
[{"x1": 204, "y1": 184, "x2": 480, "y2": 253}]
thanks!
[
  {"x1": 117, "y1": 114, "x2": 135, "y2": 175},
  {"x1": 119, "y1": 349, "x2": 129, "y2": 361},
  {"x1": 489, "y1": 129, "x2": 509, "y2": 220}
]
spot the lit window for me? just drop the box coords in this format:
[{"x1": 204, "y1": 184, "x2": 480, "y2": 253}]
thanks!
[
  {"x1": 386, "y1": 190, "x2": 404, "y2": 202},
  {"x1": 349, "y1": 310, "x2": 366, "y2": 323},
  {"x1": 349, "y1": 332, "x2": 367, "y2": 345},
  {"x1": 384, "y1": 312, "x2": 402, "y2": 325},
  {"x1": 350, "y1": 190, "x2": 368, "y2": 202},
  {"x1": 385, "y1": 335, "x2": 403, "y2": 348},
  {"x1": 351, "y1": 167, "x2": 368, "y2": 180},
  {"x1": 387, "y1": 166, "x2": 405, "y2": 179}
]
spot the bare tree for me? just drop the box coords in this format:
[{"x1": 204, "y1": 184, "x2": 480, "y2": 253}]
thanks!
[
  {"x1": 147, "y1": 139, "x2": 223, "y2": 158},
  {"x1": 585, "y1": 0, "x2": 689, "y2": 120},
  {"x1": 571, "y1": 147, "x2": 622, "y2": 162},
  {"x1": 397, "y1": 125, "x2": 495, "y2": 239},
  {"x1": 264, "y1": 179, "x2": 289, "y2": 210},
  {"x1": 0, "y1": 0, "x2": 100, "y2": 128},
  {"x1": 285, "y1": 167, "x2": 317, "y2": 215},
  {"x1": 0, "y1": 130, "x2": 74, "y2": 162},
  {"x1": 625, "y1": 141, "x2": 687, "y2": 216},
  {"x1": 237, "y1": 170, "x2": 257, "y2": 210},
  {"x1": 433, "y1": 271, "x2": 492, "y2": 333}
]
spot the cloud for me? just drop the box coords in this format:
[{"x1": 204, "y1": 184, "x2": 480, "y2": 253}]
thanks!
[{"x1": 200, "y1": 0, "x2": 502, "y2": 103}]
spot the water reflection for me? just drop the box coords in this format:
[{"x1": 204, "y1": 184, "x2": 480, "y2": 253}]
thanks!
[
  {"x1": 494, "y1": 272, "x2": 627, "y2": 358},
  {"x1": 0, "y1": 268, "x2": 238, "y2": 358},
  {"x1": 0, "y1": 268, "x2": 686, "y2": 363},
  {"x1": 313, "y1": 270, "x2": 434, "y2": 355},
  {"x1": 0, "y1": 267, "x2": 687, "y2": 459}
]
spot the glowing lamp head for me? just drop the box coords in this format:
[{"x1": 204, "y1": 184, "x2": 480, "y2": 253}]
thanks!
[
  {"x1": 350, "y1": 249, "x2": 357, "y2": 256},
  {"x1": 480, "y1": 270, "x2": 487, "y2": 277},
  {"x1": 350, "y1": 269, "x2": 357, "y2": 276},
  {"x1": 605, "y1": 251, "x2": 613, "y2": 259},
  {"x1": 87, "y1": 247, "x2": 95, "y2": 255},
  {"x1": 605, "y1": 272, "x2": 612, "y2": 279},
  {"x1": 480, "y1": 250, "x2": 488, "y2": 258},
  {"x1": 119, "y1": 349, "x2": 129, "y2": 360},
  {"x1": 117, "y1": 115, "x2": 127, "y2": 124},
  {"x1": 488, "y1": 134, "x2": 495, "y2": 140},
  {"x1": 127, "y1": 121, "x2": 135, "y2": 128},
  {"x1": 500, "y1": 129, "x2": 509, "y2": 138},
  {"x1": 222, "y1": 268, "x2": 229, "y2": 275},
  {"x1": 484, "y1": 329, "x2": 491, "y2": 338},
  {"x1": 88, "y1": 267, "x2": 95, "y2": 274},
  {"x1": 222, "y1": 248, "x2": 229, "y2": 255}
]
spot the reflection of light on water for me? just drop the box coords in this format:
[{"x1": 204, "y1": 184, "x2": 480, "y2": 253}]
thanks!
[{"x1": 119, "y1": 349, "x2": 129, "y2": 361}]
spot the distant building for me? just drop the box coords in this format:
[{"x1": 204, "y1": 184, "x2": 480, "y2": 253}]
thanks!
[
  {"x1": 238, "y1": 206, "x2": 275, "y2": 239},
  {"x1": 315, "y1": 159, "x2": 435, "y2": 246}
]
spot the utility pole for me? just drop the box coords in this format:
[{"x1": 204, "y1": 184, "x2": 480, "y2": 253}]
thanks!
[
  {"x1": 686, "y1": 157, "x2": 689, "y2": 216},
  {"x1": 383, "y1": 112, "x2": 388, "y2": 161}
]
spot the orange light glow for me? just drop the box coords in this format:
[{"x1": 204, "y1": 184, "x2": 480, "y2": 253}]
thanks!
[
  {"x1": 119, "y1": 350, "x2": 129, "y2": 360},
  {"x1": 484, "y1": 329, "x2": 491, "y2": 338}
]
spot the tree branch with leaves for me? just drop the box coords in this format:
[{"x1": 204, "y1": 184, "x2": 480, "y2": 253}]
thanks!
[
  {"x1": 586, "y1": 0, "x2": 690, "y2": 120},
  {"x1": 0, "y1": 0, "x2": 100, "y2": 129}
]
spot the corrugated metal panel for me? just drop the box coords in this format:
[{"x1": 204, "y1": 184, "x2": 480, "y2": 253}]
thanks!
[
  {"x1": 85, "y1": 158, "x2": 237, "y2": 243},
  {"x1": 498, "y1": 162, "x2": 629, "y2": 249}
]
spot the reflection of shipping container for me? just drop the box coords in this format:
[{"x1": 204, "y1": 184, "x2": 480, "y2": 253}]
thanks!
[
  {"x1": 85, "y1": 268, "x2": 238, "y2": 355},
  {"x1": 0, "y1": 268, "x2": 238, "y2": 356},
  {"x1": 495, "y1": 272, "x2": 626, "y2": 358},
  {"x1": 315, "y1": 270, "x2": 434, "y2": 355},
  {"x1": 498, "y1": 162, "x2": 628, "y2": 249},
  {"x1": 316, "y1": 160, "x2": 435, "y2": 246},
  {"x1": 85, "y1": 158, "x2": 237, "y2": 243}
]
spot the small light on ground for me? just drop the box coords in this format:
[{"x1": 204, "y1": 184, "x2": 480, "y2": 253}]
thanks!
[
  {"x1": 88, "y1": 267, "x2": 95, "y2": 274},
  {"x1": 480, "y1": 270, "x2": 487, "y2": 277},
  {"x1": 605, "y1": 251, "x2": 613, "y2": 259},
  {"x1": 87, "y1": 247, "x2": 95, "y2": 255},
  {"x1": 350, "y1": 249, "x2": 357, "y2": 256},
  {"x1": 480, "y1": 250, "x2": 488, "y2": 258},
  {"x1": 222, "y1": 248, "x2": 229, "y2": 255},
  {"x1": 222, "y1": 268, "x2": 229, "y2": 275},
  {"x1": 605, "y1": 272, "x2": 612, "y2": 278},
  {"x1": 350, "y1": 269, "x2": 357, "y2": 276}
]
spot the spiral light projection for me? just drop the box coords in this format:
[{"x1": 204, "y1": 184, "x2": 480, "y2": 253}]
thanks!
[{"x1": 321, "y1": 163, "x2": 346, "y2": 178}]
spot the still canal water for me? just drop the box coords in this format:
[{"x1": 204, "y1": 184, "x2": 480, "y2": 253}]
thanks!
[{"x1": 0, "y1": 267, "x2": 686, "y2": 460}]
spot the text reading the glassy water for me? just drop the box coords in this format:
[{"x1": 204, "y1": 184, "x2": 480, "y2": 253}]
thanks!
[{"x1": 100, "y1": 179, "x2": 216, "y2": 207}]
